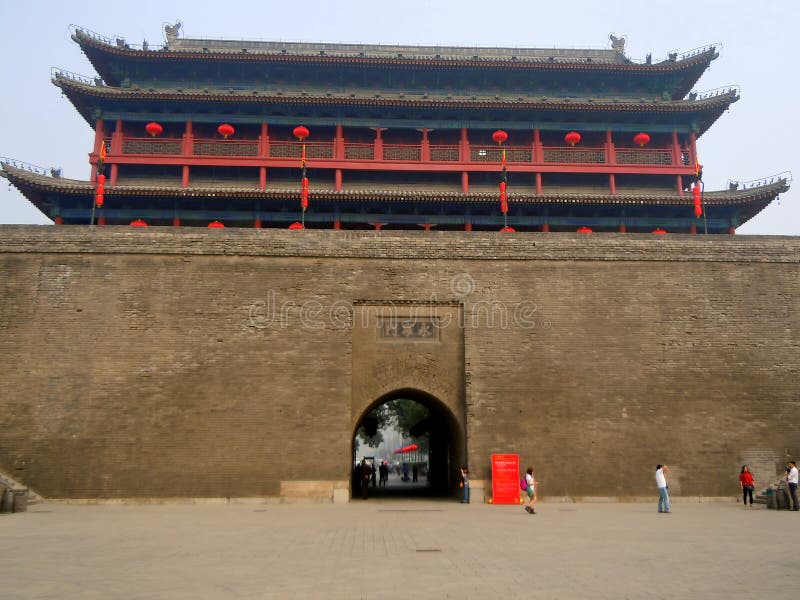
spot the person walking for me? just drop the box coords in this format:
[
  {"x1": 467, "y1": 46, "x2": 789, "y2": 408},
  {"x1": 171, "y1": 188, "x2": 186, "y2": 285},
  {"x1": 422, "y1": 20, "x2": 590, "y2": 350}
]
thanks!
[
  {"x1": 787, "y1": 461, "x2": 799, "y2": 511},
  {"x1": 656, "y1": 464, "x2": 670, "y2": 513},
  {"x1": 739, "y1": 465, "x2": 755, "y2": 508},
  {"x1": 524, "y1": 467, "x2": 538, "y2": 514},
  {"x1": 459, "y1": 467, "x2": 470, "y2": 504}
]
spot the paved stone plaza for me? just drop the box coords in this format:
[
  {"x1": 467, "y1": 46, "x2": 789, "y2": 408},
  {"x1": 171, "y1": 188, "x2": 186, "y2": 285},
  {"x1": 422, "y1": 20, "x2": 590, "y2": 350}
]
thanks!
[{"x1": 2, "y1": 498, "x2": 797, "y2": 599}]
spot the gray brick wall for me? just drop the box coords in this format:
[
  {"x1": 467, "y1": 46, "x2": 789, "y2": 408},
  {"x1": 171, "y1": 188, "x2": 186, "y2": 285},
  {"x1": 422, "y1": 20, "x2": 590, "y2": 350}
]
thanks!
[{"x1": 0, "y1": 226, "x2": 797, "y2": 500}]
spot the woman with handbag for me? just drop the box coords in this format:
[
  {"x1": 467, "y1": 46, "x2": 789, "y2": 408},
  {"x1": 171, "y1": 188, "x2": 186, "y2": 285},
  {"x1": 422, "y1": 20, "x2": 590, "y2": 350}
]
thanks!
[{"x1": 739, "y1": 465, "x2": 756, "y2": 508}]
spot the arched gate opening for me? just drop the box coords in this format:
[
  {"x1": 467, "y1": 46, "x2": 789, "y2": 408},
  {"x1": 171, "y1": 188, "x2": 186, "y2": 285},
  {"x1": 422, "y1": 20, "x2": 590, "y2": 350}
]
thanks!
[{"x1": 351, "y1": 388, "x2": 465, "y2": 499}]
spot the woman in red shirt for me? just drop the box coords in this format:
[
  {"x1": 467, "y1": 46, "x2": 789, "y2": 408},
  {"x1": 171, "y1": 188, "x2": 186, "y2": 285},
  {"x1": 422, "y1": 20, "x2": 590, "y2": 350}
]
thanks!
[{"x1": 739, "y1": 466, "x2": 756, "y2": 508}]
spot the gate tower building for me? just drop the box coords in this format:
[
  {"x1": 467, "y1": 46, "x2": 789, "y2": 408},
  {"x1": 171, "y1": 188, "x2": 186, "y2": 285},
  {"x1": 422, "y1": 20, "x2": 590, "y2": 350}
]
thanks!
[{"x1": 1, "y1": 25, "x2": 790, "y2": 232}]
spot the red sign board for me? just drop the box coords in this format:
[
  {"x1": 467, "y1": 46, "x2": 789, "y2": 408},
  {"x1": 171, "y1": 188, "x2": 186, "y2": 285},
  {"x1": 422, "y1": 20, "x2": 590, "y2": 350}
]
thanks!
[{"x1": 491, "y1": 453, "x2": 521, "y2": 504}]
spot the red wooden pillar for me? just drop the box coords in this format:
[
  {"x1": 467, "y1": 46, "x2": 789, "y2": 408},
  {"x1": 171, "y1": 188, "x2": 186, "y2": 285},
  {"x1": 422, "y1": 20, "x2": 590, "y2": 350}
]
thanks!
[
  {"x1": 172, "y1": 216, "x2": 181, "y2": 227},
  {"x1": 535, "y1": 172, "x2": 542, "y2": 195},
  {"x1": 605, "y1": 129, "x2": 616, "y2": 164},
  {"x1": 110, "y1": 119, "x2": 123, "y2": 185},
  {"x1": 420, "y1": 128, "x2": 430, "y2": 162},
  {"x1": 373, "y1": 128, "x2": 385, "y2": 160},
  {"x1": 676, "y1": 175, "x2": 684, "y2": 196},
  {"x1": 333, "y1": 219, "x2": 342, "y2": 230},
  {"x1": 335, "y1": 169, "x2": 343, "y2": 191},
  {"x1": 532, "y1": 128, "x2": 542, "y2": 163},
  {"x1": 688, "y1": 131, "x2": 698, "y2": 168},
  {"x1": 54, "y1": 216, "x2": 64, "y2": 225},
  {"x1": 461, "y1": 171, "x2": 469, "y2": 193},
  {"x1": 334, "y1": 124, "x2": 344, "y2": 160},
  {"x1": 689, "y1": 225, "x2": 697, "y2": 234},
  {"x1": 618, "y1": 223, "x2": 626, "y2": 233},
  {"x1": 182, "y1": 120, "x2": 194, "y2": 189},
  {"x1": 464, "y1": 221, "x2": 472, "y2": 232},
  {"x1": 609, "y1": 173, "x2": 616, "y2": 195},
  {"x1": 91, "y1": 119, "x2": 105, "y2": 181},
  {"x1": 111, "y1": 119, "x2": 123, "y2": 154},
  {"x1": 254, "y1": 217, "x2": 262, "y2": 228},
  {"x1": 671, "y1": 131, "x2": 681, "y2": 166},
  {"x1": 459, "y1": 127, "x2": 469, "y2": 162},
  {"x1": 541, "y1": 223, "x2": 550, "y2": 232},
  {"x1": 259, "y1": 167, "x2": 267, "y2": 189},
  {"x1": 182, "y1": 120, "x2": 194, "y2": 155},
  {"x1": 728, "y1": 226, "x2": 736, "y2": 235},
  {"x1": 259, "y1": 122, "x2": 269, "y2": 157}
]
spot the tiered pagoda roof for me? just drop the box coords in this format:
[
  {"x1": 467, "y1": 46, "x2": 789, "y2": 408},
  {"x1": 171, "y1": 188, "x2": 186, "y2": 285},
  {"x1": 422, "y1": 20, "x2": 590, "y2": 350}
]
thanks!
[{"x1": 1, "y1": 25, "x2": 790, "y2": 233}]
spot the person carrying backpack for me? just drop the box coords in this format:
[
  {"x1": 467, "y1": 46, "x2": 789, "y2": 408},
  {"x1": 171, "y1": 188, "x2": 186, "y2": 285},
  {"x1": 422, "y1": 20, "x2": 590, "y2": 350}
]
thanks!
[{"x1": 524, "y1": 466, "x2": 538, "y2": 514}]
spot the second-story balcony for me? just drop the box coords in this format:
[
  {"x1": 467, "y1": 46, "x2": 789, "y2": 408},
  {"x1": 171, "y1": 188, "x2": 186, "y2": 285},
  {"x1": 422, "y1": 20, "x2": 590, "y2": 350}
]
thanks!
[{"x1": 108, "y1": 136, "x2": 691, "y2": 173}]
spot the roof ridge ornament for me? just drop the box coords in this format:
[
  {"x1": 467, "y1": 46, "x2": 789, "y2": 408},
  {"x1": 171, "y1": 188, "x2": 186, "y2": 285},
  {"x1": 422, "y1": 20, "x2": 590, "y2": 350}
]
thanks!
[
  {"x1": 164, "y1": 21, "x2": 182, "y2": 44},
  {"x1": 609, "y1": 33, "x2": 626, "y2": 56}
]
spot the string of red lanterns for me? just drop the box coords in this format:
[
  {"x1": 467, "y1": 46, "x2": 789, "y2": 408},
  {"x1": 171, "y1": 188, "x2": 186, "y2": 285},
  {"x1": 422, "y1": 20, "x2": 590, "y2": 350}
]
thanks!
[
  {"x1": 95, "y1": 173, "x2": 105, "y2": 208},
  {"x1": 293, "y1": 125, "x2": 310, "y2": 229},
  {"x1": 693, "y1": 182, "x2": 703, "y2": 218},
  {"x1": 492, "y1": 129, "x2": 512, "y2": 232},
  {"x1": 693, "y1": 157, "x2": 705, "y2": 228}
]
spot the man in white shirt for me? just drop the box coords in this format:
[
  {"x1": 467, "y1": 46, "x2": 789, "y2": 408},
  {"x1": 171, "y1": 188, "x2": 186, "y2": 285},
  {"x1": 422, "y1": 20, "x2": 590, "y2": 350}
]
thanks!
[
  {"x1": 787, "y1": 461, "x2": 799, "y2": 511},
  {"x1": 655, "y1": 465, "x2": 670, "y2": 513}
]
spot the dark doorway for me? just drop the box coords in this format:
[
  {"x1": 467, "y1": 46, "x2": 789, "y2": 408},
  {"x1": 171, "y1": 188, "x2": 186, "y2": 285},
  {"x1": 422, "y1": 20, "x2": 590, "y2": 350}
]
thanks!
[{"x1": 351, "y1": 388, "x2": 464, "y2": 500}]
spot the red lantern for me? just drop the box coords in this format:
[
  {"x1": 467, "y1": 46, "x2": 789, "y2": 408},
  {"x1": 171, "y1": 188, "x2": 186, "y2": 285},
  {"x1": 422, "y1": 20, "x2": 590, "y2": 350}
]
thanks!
[
  {"x1": 293, "y1": 125, "x2": 310, "y2": 141},
  {"x1": 500, "y1": 200, "x2": 509, "y2": 214},
  {"x1": 97, "y1": 173, "x2": 106, "y2": 185},
  {"x1": 208, "y1": 221, "x2": 225, "y2": 228},
  {"x1": 492, "y1": 130, "x2": 508, "y2": 145},
  {"x1": 633, "y1": 132, "x2": 650, "y2": 147},
  {"x1": 288, "y1": 222, "x2": 305, "y2": 230},
  {"x1": 499, "y1": 181, "x2": 506, "y2": 193},
  {"x1": 565, "y1": 131, "x2": 581, "y2": 146},
  {"x1": 577, "y1": 226, "x2": 592, "y2": 233},
  {"x1": 130, "y1": 219, "x2": 148, "y2": 227},
  {"x1": 500, "y1": 226, "x2": 516, "y2": 232},
  {"x1": 652, "y1": 228, "x2": 667, "y2": 235},
  {"x1": 145, "y1": 122, "x2": 163, "y2": 137},
  {"x1": 692, "y1": 184, "x2": 703, "y2": 217},
  {"x1": 218, "y1": 124, "x2": 235, "y2": 138},
  {"x1": 95, "y1": 193, "x2": 104, "y2": 208}
]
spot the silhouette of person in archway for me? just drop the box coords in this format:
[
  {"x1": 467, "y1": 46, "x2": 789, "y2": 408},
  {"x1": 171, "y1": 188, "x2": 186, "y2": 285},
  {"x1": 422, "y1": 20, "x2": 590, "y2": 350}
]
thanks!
[{"x1": 360, "y1": 459, "x2": 372, "y2": 499}]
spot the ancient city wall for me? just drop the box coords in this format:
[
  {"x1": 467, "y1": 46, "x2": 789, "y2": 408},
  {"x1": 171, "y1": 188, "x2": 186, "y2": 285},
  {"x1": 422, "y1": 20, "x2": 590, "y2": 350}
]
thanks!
[{"x1": 0, "y1": 226, "x2": 797, "y2": 501}]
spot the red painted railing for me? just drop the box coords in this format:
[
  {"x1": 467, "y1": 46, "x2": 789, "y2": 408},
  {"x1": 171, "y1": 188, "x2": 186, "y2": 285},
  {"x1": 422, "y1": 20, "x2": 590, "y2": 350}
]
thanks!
[{"x1": 107, "y1": 137, "x2": 688, "y2": 168}]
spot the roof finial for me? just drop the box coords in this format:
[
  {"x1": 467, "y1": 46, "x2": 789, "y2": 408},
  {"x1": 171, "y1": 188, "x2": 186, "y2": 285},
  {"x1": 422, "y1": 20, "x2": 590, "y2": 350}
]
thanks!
[
  {"x1": 609, "y1": 33, "x2": 626, "y2": 55},
  {"x1": 164, "y1": 21, "x2": 182, "y2": 44}
]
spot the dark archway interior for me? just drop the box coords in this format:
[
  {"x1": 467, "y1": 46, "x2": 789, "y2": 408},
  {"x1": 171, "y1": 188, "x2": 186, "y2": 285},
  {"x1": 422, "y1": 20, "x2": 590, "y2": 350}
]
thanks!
[{"x1": 351, "y1": 388, "x2": 464, "y2": 499}]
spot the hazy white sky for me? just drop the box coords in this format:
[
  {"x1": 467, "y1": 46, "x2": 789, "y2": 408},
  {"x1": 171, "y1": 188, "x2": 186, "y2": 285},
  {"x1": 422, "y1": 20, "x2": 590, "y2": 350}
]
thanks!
[{"x1": 1, "y1": 0, "x2": 796, "y2": 234}]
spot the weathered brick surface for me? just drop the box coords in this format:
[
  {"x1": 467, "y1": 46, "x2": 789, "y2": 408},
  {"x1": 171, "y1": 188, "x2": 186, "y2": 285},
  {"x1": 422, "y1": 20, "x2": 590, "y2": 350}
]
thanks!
[{"x1": 0, "y1": 226, "x2": 797, "y2": 500}]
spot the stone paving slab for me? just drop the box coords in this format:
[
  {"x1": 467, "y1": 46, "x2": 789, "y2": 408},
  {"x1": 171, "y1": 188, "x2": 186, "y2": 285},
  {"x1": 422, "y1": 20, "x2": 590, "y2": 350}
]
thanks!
[{"x1": 1, "y1": 499, "x2": 798, "y2": 599}]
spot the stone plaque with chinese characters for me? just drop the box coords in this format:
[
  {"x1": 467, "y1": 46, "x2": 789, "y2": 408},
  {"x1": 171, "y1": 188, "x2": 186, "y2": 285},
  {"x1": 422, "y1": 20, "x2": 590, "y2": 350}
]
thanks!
[{"x1": 377, "y1": 317, "x2": 441, "y2": 342}]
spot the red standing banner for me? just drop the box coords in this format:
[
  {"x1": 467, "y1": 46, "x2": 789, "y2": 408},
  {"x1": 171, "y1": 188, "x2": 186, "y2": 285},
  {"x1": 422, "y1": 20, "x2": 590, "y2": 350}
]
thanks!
[{"x1": 491, "y1": 453, "x2": 521, "y2": 504}]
